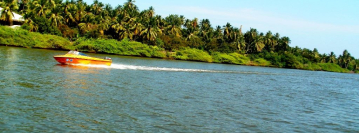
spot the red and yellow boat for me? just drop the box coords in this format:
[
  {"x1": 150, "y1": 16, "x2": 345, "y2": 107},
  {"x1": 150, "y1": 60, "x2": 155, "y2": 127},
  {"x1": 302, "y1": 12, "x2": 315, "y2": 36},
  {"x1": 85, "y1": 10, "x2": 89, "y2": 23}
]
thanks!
[{"x1": 54, "y1": 51, "x2": 112, "y2": 66}]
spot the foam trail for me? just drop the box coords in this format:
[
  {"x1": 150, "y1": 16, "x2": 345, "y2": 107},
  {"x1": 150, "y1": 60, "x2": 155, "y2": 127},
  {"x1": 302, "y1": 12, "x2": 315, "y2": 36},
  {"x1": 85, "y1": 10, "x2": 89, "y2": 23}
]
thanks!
[
  {"x1": 82, "y1": 63, "x2": 216, "y2": 72},
  {"x1": 71, "y1": 63, "x2": 277, "y2": 75}
]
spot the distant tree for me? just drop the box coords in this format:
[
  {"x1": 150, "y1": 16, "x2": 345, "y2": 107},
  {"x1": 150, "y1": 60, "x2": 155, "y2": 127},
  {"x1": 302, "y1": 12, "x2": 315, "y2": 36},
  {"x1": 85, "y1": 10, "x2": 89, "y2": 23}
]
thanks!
[
  {"x1": 164, "y1": 14, "x2": 183, "y2": 37},
  {"x1": 327, "y1": 52, "x2": 336, "y2": 63},
  {"x1": 0, "y1": 0, "x2": 19, "y2": 25}
]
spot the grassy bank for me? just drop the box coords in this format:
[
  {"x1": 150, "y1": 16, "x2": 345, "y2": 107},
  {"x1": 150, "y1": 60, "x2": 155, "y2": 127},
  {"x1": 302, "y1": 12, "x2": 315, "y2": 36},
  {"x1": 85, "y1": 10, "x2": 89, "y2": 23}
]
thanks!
[{"x1": 0, "y1": 26, "x2": 350, "y2": 73}]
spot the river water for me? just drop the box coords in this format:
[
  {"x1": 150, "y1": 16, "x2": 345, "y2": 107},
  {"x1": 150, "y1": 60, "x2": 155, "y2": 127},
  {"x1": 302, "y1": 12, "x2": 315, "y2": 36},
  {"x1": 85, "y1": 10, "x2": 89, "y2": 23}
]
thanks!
[{"x1": 0, "y1": 46, "x2": 358, "y2": 132}]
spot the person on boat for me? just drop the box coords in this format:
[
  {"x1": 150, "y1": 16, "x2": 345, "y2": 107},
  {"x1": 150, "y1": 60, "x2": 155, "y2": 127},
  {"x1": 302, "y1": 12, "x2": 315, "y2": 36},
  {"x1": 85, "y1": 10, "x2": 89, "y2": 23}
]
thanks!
[{"x1": 73, "y1": 49, "x2": 79, "y2": 55}]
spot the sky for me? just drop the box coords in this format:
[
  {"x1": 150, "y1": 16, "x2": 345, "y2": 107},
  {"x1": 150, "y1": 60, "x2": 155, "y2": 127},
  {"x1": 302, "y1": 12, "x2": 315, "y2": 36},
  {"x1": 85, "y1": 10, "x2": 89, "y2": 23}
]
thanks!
[{"x1": 83, "y1": 0, "x2": 359, "y2": 58}]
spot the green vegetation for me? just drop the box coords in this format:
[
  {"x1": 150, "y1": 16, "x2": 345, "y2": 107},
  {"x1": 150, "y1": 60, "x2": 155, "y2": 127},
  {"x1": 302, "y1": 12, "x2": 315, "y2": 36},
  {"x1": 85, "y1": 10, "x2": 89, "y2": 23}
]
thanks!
[
  {"x1": 0, "y1": 26, "x2": 72, "y2": 49},
  {"x1": 0, "y1": 0, "x2": 358, "y2": 73}
]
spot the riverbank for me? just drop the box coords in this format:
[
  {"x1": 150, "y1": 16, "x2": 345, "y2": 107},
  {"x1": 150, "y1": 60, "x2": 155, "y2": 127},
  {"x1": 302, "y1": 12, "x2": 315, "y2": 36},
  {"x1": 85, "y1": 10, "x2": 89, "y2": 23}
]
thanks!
[{"x1": 0, "y1": 26, "x2": 354, "y2": 73}]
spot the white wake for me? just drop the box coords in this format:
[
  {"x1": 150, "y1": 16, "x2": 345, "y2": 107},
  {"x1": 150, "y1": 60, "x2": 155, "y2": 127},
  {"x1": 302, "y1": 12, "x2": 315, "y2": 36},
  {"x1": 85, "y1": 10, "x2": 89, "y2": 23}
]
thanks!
[
  {"x1": 80, "y1": 63, "x2": 215, "y2": 72},
  {"x1": 69, "y1": 63, "x2": 274, "y2": 74}
]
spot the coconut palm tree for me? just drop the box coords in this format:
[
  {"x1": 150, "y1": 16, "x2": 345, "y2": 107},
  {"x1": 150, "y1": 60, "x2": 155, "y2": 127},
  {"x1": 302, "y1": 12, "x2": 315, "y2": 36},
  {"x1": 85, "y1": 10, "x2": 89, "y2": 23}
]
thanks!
[
  {"x1": 23, "y1": 16, "x2": 38, "y2": 31},
  {"x1": 49, "y1": 5, "x2": 63, "y2": 27},
  {"x1": 123, "y1": 0, "x2": 138, "y2": 18},
  {"x1": 0, "y1": 0, "x2": 19, "y2": 25},
  {"x1": 78, "y1": 12, "x2": 96, "y2": 34},
  {"x1": 131, "y1": 19, "x2": 142, "y2": 40},
  {"x1": 154, "y1": 15, "x2": 165, "y2": 32},
  {"x1": 164, "y1": 14, "x2": 183, "y2": 37},
  {"x1": 320, "y1": 53, "x2": 327, "y2": 63},
  {"x1": 253, "y1": 34, "x2": 265, "y2": 53},
  {"x1": 338, "y1": 49, "x2": 353, "y2": 69},
  {"x1": 31, "y1": 0, "x2": 50, "y2": 17},
  {"x1": 223, "y1": 22, "x2": 233, "y2": 43},
  {"x1": 140, "y1": 6, "x2": 154, "y2": 19},
  {"x1": 140, "y1": 17, "x2": 161, "y2": 42},
  {"x1": 327, "y1": 52, "x2": 336, "y2": 63},
  {"x1": 236, "y1": 25, "x2": 245, "y2": 52},
  {"x1": 18, "y1": 0, "x2": 29, "y2": 13},
  {"x1": 276, "y1": 36, "x2": 290, "y2": 52},
  {"x1": 183, "y1": 18, "x2": 199, "y2": 41},
  {"x1": 91, "y1": 0, "x2": 103, "y2": 15},
  {"x1": 97, "y1": 15, "x2": 111, "y2": 37},
  {"x1": 244, "y1": 28, "x2": 264, "y2": 53},
  {"x1": 73, "y1": 0, "x2": 87, "y2": 24},
  {"x1": 62, "y1": 0, "x2": 74, "y2": 25},
  {"x1": 199, "y1": 19, "x2": 212, "y2": 43},
  {"x1": 123, "y1": 0, "x2": 136, "y2": 11},
  {"x1": 112, "y1": 14, "x2": 135, "y2": 40},
  {"x1": 213, "y1": 25, "x2": 223, "y2": 39},
  {"x1": 264, "y1": 31, "x2": 278, "y2": 52}
]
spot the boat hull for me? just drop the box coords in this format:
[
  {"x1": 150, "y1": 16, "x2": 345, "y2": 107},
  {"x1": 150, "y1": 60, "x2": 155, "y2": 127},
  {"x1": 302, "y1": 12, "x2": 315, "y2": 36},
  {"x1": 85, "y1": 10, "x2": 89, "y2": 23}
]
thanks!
[{"x1": 54, "y1": 56, "x2": 112, "y2": 66}]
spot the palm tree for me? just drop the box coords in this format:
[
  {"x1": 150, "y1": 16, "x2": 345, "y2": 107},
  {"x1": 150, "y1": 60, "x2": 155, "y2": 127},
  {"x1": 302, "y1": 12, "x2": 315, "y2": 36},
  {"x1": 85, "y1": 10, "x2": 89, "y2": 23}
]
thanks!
[
  {"x1": 97, "y1": 14, "x2": 111, "y2": 37},
  {"x1": 164, "y1": 14, "x2": 183, "y2": 37},
  {"x1": 253, "y1": 34, "x2": 265, "y2": 53},
  {"x1": 62, "y1": 0, "x2": 75, "y2": 25},
  {"x1": 223, "y1": 22, "x2": 233, "y2": 43},
  {"x1": 213, "y1": 25, "x2": 222, "y2": 39},
  {"x1": 123, "y1": 0, "x2": 136, "y2": 11},
  {"x1": 183, "y1": 18, "x2": 199, "y2": 41},
  {"x1": 49, "y1": 5, "x2": 63, "y2": 27},
  {"x1": 327, "y1": 52, "x2": 336, "y2": 63},
  {"x1": 140, "y1": 6, "x2": 154, "y2": 19},
  {"x1": 32, "y1": 0, "x2": 49, "y2": 17},
  {"x1": 123, "y1": 0, "x2": 138, "y2": 18},
  {"x1": 338, "y1": 49, "x2": 353, "y2": 69},
  {"x1": 320, "y1": 53, "x2": 327, "y2": 63},
  {"x1": 111, "y1": 14, "x2": 135, "y2": 40},
  {"x1": 23, "y1": 17, "x2": 38, "y2": 31},
  {"x1": 276, "y1": 36, "x2": 290, "y2": 52},
  {"x1": 264, "y1": 31, "x2": 278, "y2": 52},
  {"x1": 91, "y1": 0, "x2": 103, "y2": 15},
  {"x1": 244, "y1": 28, "x2": 265, "y2": 53},
  {"x1": 73, "y1": 0, "x2": 87, "y2": 24},
  {"x1": 236, "y1": 25, "x2": 245, "y2": 52},
  {"x1": 18, "y1": 0, "x2": 29, "y2": 13},
  {"x1": 140, "y1": 17, "x2": 161, "y2": 42},
  {"x1": 155, "y1": 15, "x2": 165, "y2": 32},
  {"x1": 131, "y1": 19, "x2": 142, "y2": 40},
  {"x1": 78, "y1": 12, "x2": 96, "y2": 34},
  {"x1": 0, "y1": 0, "x2": 19, "y2": 25},
  {"x1": 199, "y1": 19, "x2": 212, "y2": 43}
]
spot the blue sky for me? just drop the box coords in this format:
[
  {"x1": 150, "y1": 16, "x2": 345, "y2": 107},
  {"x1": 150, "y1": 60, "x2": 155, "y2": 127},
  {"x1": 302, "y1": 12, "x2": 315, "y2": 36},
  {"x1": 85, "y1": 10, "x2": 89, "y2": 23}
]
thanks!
[{"x1": 83, "y1": 0, "x2": 359, "y2": 58}]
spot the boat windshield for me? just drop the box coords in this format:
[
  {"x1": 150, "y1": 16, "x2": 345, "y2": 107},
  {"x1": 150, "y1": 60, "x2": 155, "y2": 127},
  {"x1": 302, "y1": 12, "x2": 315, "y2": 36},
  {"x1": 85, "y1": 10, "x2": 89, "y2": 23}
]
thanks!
[{"x1": 67, "y1": 51, "x2": 88, "y2": 56}]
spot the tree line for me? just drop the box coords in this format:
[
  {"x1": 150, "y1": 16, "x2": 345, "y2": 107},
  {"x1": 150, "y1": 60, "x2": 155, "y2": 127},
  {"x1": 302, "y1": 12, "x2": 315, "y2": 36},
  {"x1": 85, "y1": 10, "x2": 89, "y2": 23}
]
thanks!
[{"x1": 0, "y1": 0, "x2": 358, "y2": 72}]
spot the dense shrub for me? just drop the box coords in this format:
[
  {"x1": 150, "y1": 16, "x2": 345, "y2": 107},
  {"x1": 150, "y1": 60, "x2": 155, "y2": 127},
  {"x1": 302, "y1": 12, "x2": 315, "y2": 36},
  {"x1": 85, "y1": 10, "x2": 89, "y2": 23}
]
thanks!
[
  {"x1": 253, "y1": 58, "x2": 272, "y2": 66},
  {"x1": 318, "y1": 63, "x2": 349, "y2": 73},
  {"x1": 211, "y1": 52, "x2": 252, "y2": 65},
  {"x1": 173, "y1": 47, "x2": 213, "y2": 62},
  {"x1": 73, "y1": 38, "x2": 166, "y2": 58},
  {"x1": 0, "y1": 26, "x2": 71, "y2": 49}
]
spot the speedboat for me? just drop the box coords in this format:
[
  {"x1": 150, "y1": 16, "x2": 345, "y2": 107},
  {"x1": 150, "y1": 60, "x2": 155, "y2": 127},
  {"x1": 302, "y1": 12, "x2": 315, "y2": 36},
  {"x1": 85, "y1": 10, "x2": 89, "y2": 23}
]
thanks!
[{"x1": 54, "y1": 51, "x2": 112, "y2": 66}]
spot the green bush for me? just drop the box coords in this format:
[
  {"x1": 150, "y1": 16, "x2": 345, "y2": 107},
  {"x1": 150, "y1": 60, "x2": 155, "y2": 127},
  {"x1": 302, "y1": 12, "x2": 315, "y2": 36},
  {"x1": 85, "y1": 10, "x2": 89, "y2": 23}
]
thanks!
[
  {"x1": 254, "y1": 58, "x2": 272, "y2": 66},
  {"x1": 318, "y1": 63, "x2": 349, "y2": 73},
  {"x1": 73, "y1": 38, "x2": 165, "y2": 57},
  {"x1": 0, "y1": 26, "x2": 71, "y2": 49},
  {"x1": 173, "y1": 47, "x2": 213, "y2": 62},
  {"x1": 229, "y1": 53, "x2": 251, "y2": 65},
  {"x1": 212, "y1": 52, "x2": 239, "y2": 64}
]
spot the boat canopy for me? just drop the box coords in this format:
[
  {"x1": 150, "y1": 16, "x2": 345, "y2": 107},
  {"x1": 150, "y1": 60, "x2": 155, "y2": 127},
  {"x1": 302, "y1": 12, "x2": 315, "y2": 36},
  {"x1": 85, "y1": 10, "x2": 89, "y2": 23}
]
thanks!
[{"x1": 67, "y1": 51, "x2": 88, "y2": 56}]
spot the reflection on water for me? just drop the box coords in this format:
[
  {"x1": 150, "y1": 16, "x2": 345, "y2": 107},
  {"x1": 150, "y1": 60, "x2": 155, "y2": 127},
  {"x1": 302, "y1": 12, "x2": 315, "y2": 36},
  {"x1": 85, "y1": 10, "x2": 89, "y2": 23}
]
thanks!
[{"x1": 1, "y1": 46, "x2": 359, "y2": 132}]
